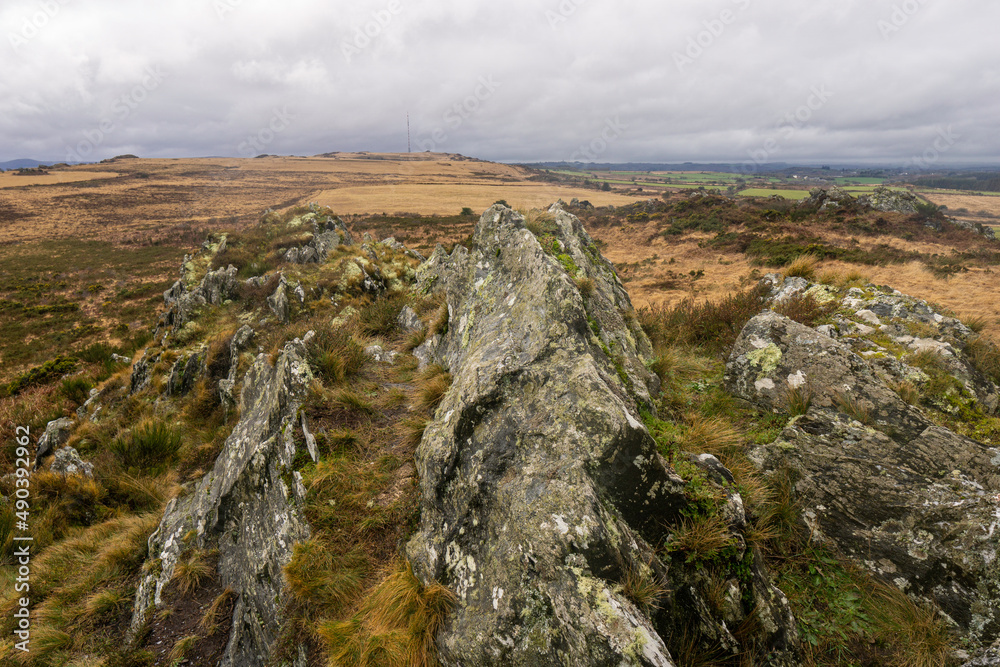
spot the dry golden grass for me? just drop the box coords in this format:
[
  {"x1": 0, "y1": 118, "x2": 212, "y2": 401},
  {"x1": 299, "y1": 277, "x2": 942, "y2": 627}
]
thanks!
[
  {"x1": 920, "y1": 191, "x2": 1000, "y2": 219},
  {"x1": 0, "y1": 170, "x2": 120, "y2": 188},
  {"x1": 312, "y1": 183, "x2": 636, "y2": 216},
  {"x1": 592, "y1": 216, "x2": 1000, "y2": 339}
]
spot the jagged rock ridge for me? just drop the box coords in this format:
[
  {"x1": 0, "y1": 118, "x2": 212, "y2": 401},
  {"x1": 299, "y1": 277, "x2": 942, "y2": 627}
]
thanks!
[{"x1": 406, "y1": 204, "x2": 799, "y2": 665}]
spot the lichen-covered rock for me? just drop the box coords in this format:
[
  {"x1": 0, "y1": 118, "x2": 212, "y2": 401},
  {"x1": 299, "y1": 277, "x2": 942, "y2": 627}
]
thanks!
[
  {"x1": 282, "y1": 214, "x2": 354, "y2": 263},
  {"x1": 397, "y1": 305, "x2": 423, "y2": 333},
  {"x1": 948, "y1": 217, "x2": 997, "y2": 240},
  {"x1": 129, "y1": 348, "x2": 161, "y2": 395},
  {"x1": 129, "y1": 337, "x2": 314, "y2": 667},
  {"x1": 155, "y1": 265, "x2": 239, "y2": 341},
  {"x1": 166, "y1": 347, "x2": 206, "y2": 396},
  {"x1": 49, "y1": 446, "x2": 94, "y2": 478},
  {"x1": 34, "y1": 417, "x2": 75, "y2": 468},
  {"x1": 406, "y1": 205, "x2": 798, "y2": 665},
  {"x1": 727, "y1": 310, "x2": 1000, "y2": 649},
  {"x1": 726, "y1": 311, "x2": 931, "y2": 441},
  {"x1": 219, "y1": 325, "x2": 255, "y2": 408},
  {"x1": 267, "y1": 275, "x2": 290, "y2": 323},
  {"x1": 857, "y1": 186, "x2": 919, "y2": 214},
  {"x1": 801, "y1": 186, "x2": 856, "y2": 211}
]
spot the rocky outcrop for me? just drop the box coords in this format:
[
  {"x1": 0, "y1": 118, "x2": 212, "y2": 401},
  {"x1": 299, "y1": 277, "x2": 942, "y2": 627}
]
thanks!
[
  {"x1": 218, "y1": 325, "x2": 255, "y2": 409},
  {"x1": 49, "y1": 446, "x2": 94, "y2": 478},
  {"x1": 857, "y1": 186, "x2": 919, "y2": 214},
  {"x1": 802, "y1": 186, "x2": 856, "y2": 211},
  {"x1": 155, "y1": 265, "x2": 239, "y2": 341},
  {"x1": 281, "y1": 213, "x2": 353, "y2": 263},
  {"x1": 166, "y1": 347, "x2": 207, "y2": 396},
  {"x1": 34, "y1": 417, "x2": 74, "y2": 468},
  {"x1": 406, "y1": 205, "x2": 799, "y2": 665},
  {"x1": 267, "y1": 275, "x2": 290, "y2": 323},
  {"x1": 129, "y1": 337, "x2": 315, "y2": 667},
  {"x1": 726, "y1": 277, "x2": 1000, "y2": 651}
]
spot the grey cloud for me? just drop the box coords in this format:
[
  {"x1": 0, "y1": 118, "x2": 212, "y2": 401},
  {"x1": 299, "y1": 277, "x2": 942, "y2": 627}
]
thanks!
[{"x1": 2, "y1": 0, "x2": 997, "y2": 164}]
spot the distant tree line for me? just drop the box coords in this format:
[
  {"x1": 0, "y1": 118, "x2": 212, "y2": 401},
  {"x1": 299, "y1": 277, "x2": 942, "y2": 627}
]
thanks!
[{"x1": 912, "y1": 172, "x2": 1000, "y2": 193}]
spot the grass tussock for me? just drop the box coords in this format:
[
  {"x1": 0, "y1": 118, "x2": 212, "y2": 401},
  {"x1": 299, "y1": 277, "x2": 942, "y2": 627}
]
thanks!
[
  {"x1": 665, "y1": 514, "x2": 736, "y2": 564},
  {"x1": 683, "y1": 414, "x2": 741, "y2": 455},
  {"x1": 639, "y1": 284, "x2": 768, "y2": 357},
  {"x1": 784, "y1": 254, "x2": 821, "y2": 281},
  {"x1": 867, "y1": 586, "x2": 952, "y2": 667},
  {"x1": 171, "y1": 550, "x2": 215, "y2": 595},
  {"x1": 109, "y1": 420, "x2": 182, "y2": 473},
  {"x1": 359, "y1": 293, "x2": 407, "y2": 337},
  {"x1": 199, "y1": 588, "x2": 238, "y2": 636},
  {"x1": 317, "y1": 560, "x2": 456, "y2": 667},
  {"x1": 285, "y1": 539, "x2": 369, "y2": 616},
  {"x1": 168, "y1": 634, "x2": 201, "y2": 665},
  {"x1": 621, "y1": 562, "x2": 668, "y2": 614},
  {"x1": 833, "y1": 392, "x2": 873, "y2": 425},
  {"x1": 308, "y1": 327, "x2": 369, "y2": 385},
  {"x1": 0, "y1": 513, "x2": 160, "y2": 663},
  {"x1": 786, "y1": 385, "x2": 813, "y2": 416},
  {"x1": 413, "y1": 365, "x2": 452, "y2": 415},
  {"x1": 967, "y1": 335, "x2": 1000, "y2": 385}
]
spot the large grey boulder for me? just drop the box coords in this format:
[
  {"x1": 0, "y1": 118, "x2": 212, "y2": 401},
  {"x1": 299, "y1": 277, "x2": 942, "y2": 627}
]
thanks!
[
  {"x1": 129, "y1": 337, "x2": 314, "y2": 666},
  {"x1": 727, "y1": 310, "x2": 1000, "y2": 649},
  {"x1": 406, "y1": 205, "x2": 798, "y2": 665}
]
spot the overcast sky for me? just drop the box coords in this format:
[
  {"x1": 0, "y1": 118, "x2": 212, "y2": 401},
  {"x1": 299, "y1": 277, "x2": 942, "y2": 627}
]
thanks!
[{"x1": 2, "y1": 0, "x2": 998, "y2": 167}]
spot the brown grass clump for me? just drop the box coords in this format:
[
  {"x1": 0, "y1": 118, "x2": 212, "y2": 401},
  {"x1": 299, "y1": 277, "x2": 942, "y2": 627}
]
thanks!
[
  {"x1": 285, "y1": 539, "x2": 368, "y2": 616},
  {"x1": 967, "y1": 336, "x2": 1000, "y2": 385},
  {"x1": 785, "y1": 385, "x2": 813, "y2": 416},
  {"x1": 308, "y1": 327, "x2": 369, "y2": 385},
  {"x1": 199, "y1": 588, "x2": 239, "y2": 636},
  {"x1": 833, "y1": 392, "x2": 873, "y2": 425},
  {"x1": 413, "y1": 365, "x2": 452, "y2": 414},
  {"x1": 316, "y1": 560, "x2": 456, "y2": 667},
  {"x1": 172, "y1": 550, "x2": 215, "y2": 595},
  {"x1": 621, "y1": 561, "x2": 668, "y2": 614},
  {"x1": 867, "y1": 586, "x2": 952, "y2": 667},
  {"x1": 683, "y1": 414, "x2": 741, "y2": 455},
  {"x1": 783, "y1": 254, "x2": 820, "y2": 281},
  {"x1": 665, "y1": 514, "x2": 736, "y2": 564}
]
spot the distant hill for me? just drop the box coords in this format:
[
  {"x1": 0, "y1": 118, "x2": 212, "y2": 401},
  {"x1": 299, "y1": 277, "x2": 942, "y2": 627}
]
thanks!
[{"x1": 0, "y1": 158, "x2": 49, "y2": 170}]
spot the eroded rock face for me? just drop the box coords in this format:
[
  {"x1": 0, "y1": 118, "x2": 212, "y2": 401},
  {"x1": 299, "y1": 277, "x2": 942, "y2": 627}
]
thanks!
[
  {"x1": 406, "y1": 205, "x2": 798, "y2": 665},
  {"x1": 129, "y1": 337, "x2": 314, "y2": 667},
  {"x1": 727, "y1": 306, "x2": 1000, "y2": 648}
]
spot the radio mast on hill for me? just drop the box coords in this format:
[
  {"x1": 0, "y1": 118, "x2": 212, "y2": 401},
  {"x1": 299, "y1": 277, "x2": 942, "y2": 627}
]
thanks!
[{"x1": 407, "y1": 113, "x2": 411, "y2": 153}]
